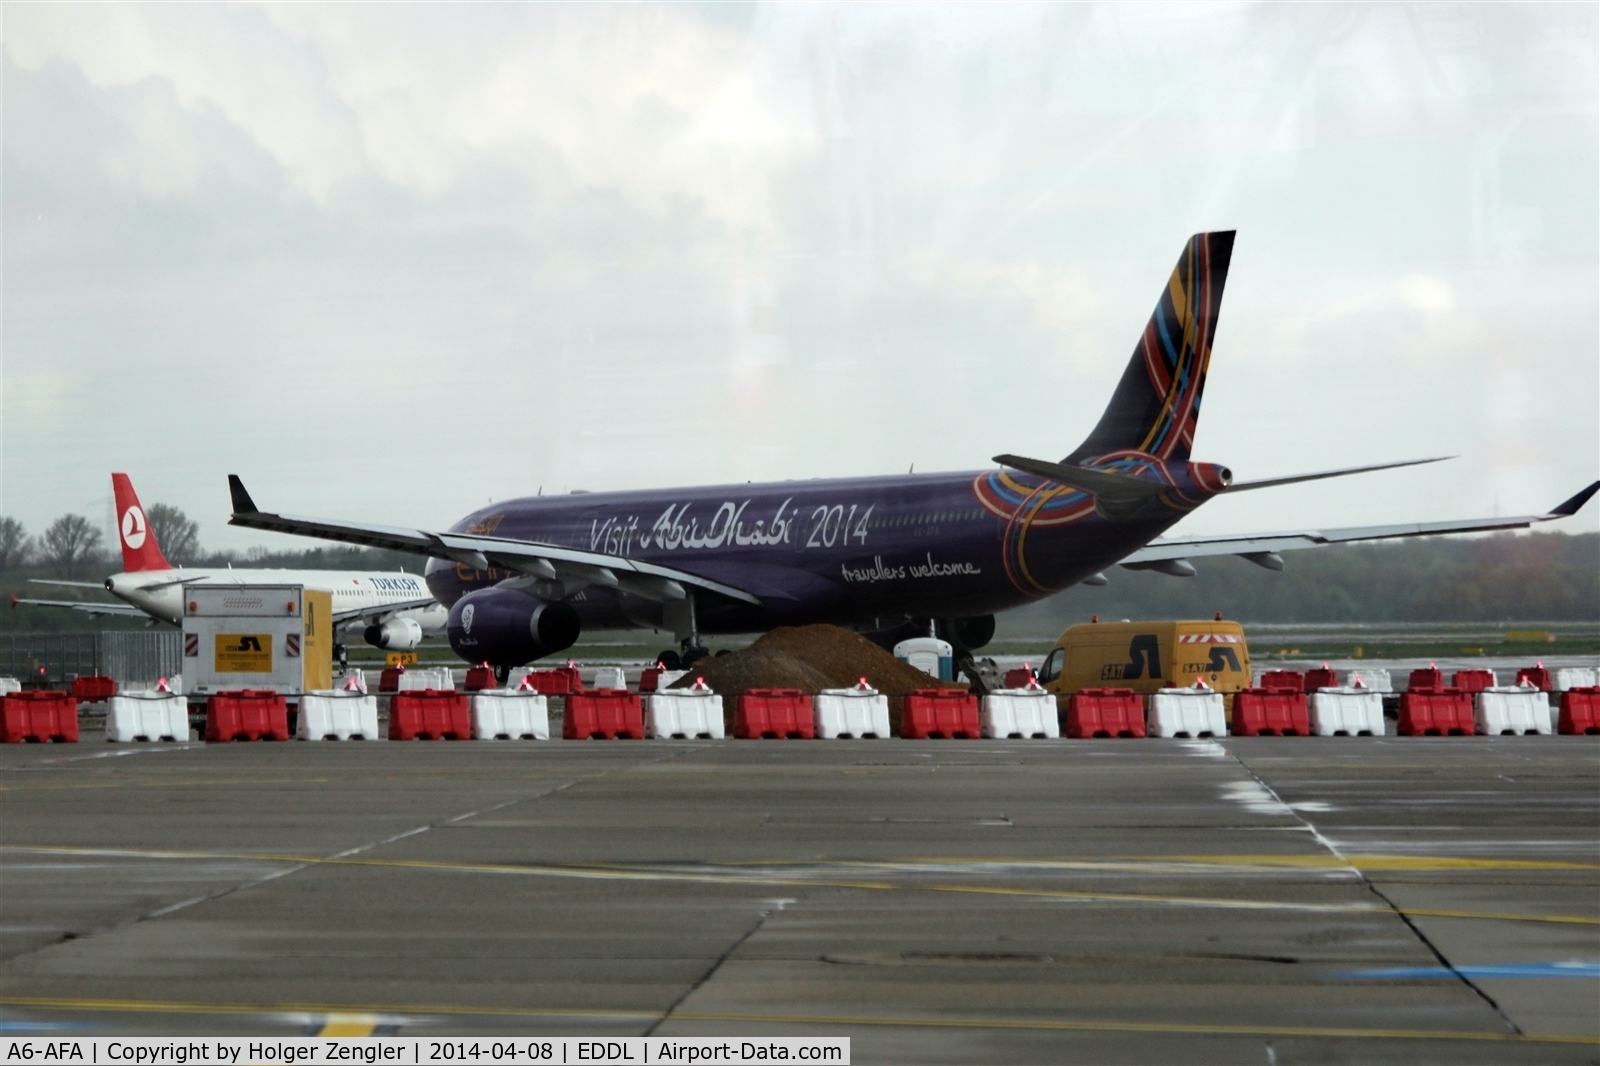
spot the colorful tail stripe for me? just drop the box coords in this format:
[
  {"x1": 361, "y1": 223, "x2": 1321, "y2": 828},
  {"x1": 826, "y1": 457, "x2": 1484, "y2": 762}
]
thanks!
[{"x1": 1067, "y1": 231, "x2": 1234, "y2": 465}]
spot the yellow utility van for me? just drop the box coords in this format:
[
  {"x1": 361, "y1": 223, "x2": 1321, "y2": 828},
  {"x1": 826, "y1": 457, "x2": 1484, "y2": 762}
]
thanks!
[{"x1": 1037, "y1": 619, "x2": 1252, "y2": 699}]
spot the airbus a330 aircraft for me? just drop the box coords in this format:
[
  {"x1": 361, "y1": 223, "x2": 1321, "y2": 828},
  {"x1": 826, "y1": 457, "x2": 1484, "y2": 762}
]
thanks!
[
  {"x1": 228, "y1": 232, "x2": 1598, "y2": 671},
  {"x1": 17, "y1": 474, "x2": 447, "y2": 653}
]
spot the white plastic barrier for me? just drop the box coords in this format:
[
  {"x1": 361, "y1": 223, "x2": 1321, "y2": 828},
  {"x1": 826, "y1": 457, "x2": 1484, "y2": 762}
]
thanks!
[
  {"x1": 814, "y1": 684, "x2": 891, "y2": 739},
  {"x1": 645, "y1": 687, "x2": 725, "y2": 739},
  {"x1": 1474, "y1": 687, "x2": 1552, "y2": 736},
  {"x1": 1308, "y1": 688, "x2": 1385, "y2": 736},
  {"x1": 0, "y1": 677, "x2": 22, "y2": 696},
  {"x1": 1554, "y1": 667, "x2": 1598, "y2": 691},
  {"x1": 654, "y1": 669, "x2": 689, "y2": 691},
  {"x1": 470, "y1": 690, "x2": 550, "y2": 740},
  {"x1": 981, "y1": 689, "x2": 1060, "y2": 739},
  {"x1": 397, "y1": 667, "x2": 454, "y2": 691},
  {"x1": 105, "y1": 693, "x2": 190, "y2": 742},
  {"x1": 1342, "y1": 668, "x2": 1392, "y2": 694},
  {"x1": 591, "y1": 666, "x2": 626, "y2": 691},
  {"x1": 298, "y1": 692, "x2": 380, "y2": 740},
  {"x1": 1147, "y1": 687, "x2": 1228, "y2": 738}
]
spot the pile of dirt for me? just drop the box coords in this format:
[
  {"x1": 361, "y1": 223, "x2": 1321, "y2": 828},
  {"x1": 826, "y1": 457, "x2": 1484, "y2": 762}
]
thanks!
[
  {"x1": 667, "y1": 645, "x2": 833, "y2": 699},
  {"x1": 669, "y1": 625, "x2": 966, "y2": 735}
]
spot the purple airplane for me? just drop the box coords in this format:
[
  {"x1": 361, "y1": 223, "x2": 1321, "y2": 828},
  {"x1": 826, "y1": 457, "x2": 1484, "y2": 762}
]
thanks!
[{"x1": 229, "y1": 232, "x2": 1598, "y2": 672}]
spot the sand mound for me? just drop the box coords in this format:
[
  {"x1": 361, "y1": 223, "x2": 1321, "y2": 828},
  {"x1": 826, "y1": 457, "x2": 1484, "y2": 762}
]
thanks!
[
  {"x1": 668, "y1": 625, "x2": 966, "y2": 735},
  {"x1": 669, "y1": 646, "x2": 833, "y2": 699}
]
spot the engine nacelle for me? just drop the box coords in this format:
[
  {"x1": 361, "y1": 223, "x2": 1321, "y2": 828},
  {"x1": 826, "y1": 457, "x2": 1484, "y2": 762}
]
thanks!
[
  {"x1": 446, "y1": 588, "x2": 580, "y2": 666},
  {"x1": 364, "y1": 616, "x2": 424, "y2": 651}
]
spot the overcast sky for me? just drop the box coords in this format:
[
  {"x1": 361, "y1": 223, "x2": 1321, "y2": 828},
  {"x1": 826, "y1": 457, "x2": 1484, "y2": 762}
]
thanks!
[{"x1": 3, "y1": 1, "x2": 1596, "y2": 557}]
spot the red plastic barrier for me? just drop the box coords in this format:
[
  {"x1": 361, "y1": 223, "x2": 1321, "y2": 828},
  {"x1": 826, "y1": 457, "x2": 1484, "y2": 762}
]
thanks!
[
  {"x1": 1407, "y1": 667, "x2": 1444, "y2": 692},
  {"x1": 901, "y1": 690, "x2": 980, "y2": 739},
  {"x1": 1065, "y1": 688, "x2": 1144, "y2": 739},
  {"x1": 388, "y1": 690, "x2": 471, "y2": 740},
  {"x1": 639, "y1": 665, "x2": 664, "y2": 694},
  {"x1": 1515, "y1": 666, "x2": 1552, "y2": 692},
  {"x1": 464, "y1": 664, "x2": 497, "y2": 691},
  {"x1": 734, "y1": 689, "x2": 813, "y2": 739},
  {"x1": 1452, "y1": 669, "x2": 1496, "y2": 694},
  {"x1": 205, "y1": 690, "x2": 288, "y2": 742},
  {"x1": 1003, "y1": 667, "x2": 1036, "y2": 689},
  {"x1": 1397, "y1": 689, "x2": 1473, "y2": 736},
  {"x1": 564, "y1": 689, "x2": 643, "y2": 739},
  {"x1": 1558, "y1": 688, "x2": 1600, "y2": 735},
  {"x1": 2, "y1": 691, "x2": 79, "y2": 743},
  {"x1": 1302, "y1": 668, "x2": 1338, "y2": 692},
  {"x1": 71, "y1": 675, "x2": 117, "y2": 701},
  {"x1": 378, "y1": 666, "x2": 405, "y2": 693},
  {"x1": 1232, "y1": 689, "x2": 1309, "y2": 737},
  {"x1": 522, "y1": 666, "x2": 584, "y2": 697},
  {"x1": 1257, "y1": 670, "x2": 1305, "y2": 693}
]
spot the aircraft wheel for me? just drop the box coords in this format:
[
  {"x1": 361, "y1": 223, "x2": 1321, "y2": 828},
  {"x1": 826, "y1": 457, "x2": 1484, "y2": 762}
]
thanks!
[
  {"x1": 656, "y1": 650, "x2": 682, "y2": 670},
  {"x1": 714, "y1": 649, "x2": 732, "y2": 657},
  {"x1": 681, "y1": 647, "x2": 710, "y2": 669}
]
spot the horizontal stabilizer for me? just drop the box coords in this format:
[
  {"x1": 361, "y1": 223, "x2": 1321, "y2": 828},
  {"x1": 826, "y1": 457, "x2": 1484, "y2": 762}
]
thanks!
[
  {"x1": 1223, "y1": 456, "x2": 1452, "y2": 493},
  {"x1": 992, "y1": 454, "x2": 1167, "y2": 522},
  {"x1": 11, "y1": 593, "x2": 147, "y2": 618}
]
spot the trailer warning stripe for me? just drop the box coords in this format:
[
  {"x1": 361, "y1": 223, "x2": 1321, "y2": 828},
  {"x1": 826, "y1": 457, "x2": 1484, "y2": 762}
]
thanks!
[
  {"x1": 1178, "y1": 634, "x2": 1240, "y2": 643},
  {"x1": 286, "y1": 634, "x2": 301, "y2": 658}
]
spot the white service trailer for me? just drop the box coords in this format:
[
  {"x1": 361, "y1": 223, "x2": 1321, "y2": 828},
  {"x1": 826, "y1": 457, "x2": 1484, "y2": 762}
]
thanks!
[{"x1": 182, "y1": 584, "x2": 332, "y2": 698}]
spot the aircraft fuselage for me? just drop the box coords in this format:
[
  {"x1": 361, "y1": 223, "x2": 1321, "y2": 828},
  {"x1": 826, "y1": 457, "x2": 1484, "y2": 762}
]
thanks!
[{"x1": 424, "y1": 462, "x2": 1225, "y2": 636}]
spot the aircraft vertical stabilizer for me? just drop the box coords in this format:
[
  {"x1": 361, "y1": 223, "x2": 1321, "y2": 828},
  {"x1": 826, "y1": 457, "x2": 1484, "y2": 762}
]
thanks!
[
  {"x1": 1067, "y1": 231, "x2": 1234, "y2": 464},
  {"x1": 111, "y1": 473, "x2": 173, "y2": 573}
]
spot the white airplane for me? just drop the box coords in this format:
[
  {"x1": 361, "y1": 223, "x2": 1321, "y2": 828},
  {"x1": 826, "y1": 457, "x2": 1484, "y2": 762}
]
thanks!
[{"x1": 13, "y1": 473, "x2": 446, "y2": 653}]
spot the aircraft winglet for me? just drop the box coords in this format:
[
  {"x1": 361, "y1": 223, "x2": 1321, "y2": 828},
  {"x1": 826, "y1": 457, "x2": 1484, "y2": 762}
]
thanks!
[
  {"x1": 1550, "y1": 480, "x2": 1600, "y2": 517},
  {"x1": 228, "y1": 475, "x2": 259, "y2": 515}
]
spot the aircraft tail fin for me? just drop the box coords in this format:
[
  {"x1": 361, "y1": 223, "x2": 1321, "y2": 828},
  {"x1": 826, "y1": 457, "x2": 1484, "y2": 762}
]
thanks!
[
  {"x1": 111, "y1": 473, "x2": 172, "y2": 573},
  {"x1": 1067, "y1": 231, "x2": 1235, "y2": 464}
]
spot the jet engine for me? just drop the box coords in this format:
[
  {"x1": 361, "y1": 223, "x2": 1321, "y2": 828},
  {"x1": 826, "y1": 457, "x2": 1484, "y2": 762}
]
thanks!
[
  {"x1": 364, "y1": 616, "x2": 424, "y2": 651},
  {"x1": 446, "y1": 588, "x2": 580, "y2": 666}
]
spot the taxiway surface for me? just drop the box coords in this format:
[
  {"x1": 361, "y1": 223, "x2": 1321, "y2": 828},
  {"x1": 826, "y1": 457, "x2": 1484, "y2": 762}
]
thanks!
[{"x1": 1, "y1": 734, "x2": 1596, "y2": 1063}]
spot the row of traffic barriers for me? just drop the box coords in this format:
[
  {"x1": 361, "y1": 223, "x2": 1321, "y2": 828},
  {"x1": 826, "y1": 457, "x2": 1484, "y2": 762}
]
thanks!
[
  {"x1": 1254, "y1": 664, "x2": 1598, "y2": 695},
  {"x1": 5, "y1": 680, "x2": 1599, "y2": 744},
  {"x1": 1065, "y1": 684, "x2": 1600, "y2": 739}
]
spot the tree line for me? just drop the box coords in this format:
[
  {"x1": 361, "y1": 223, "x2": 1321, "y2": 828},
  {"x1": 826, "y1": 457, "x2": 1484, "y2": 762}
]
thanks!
[{"x1": 0, "y1": 504, "x2": 420, "y2": 632}]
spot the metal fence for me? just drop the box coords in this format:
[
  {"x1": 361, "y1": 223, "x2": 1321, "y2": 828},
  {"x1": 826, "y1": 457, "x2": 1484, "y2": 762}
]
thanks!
[
  {"x1": 99, "y1": 630, "x2": 183, "y2": 685},
  {"x1": 0, "y1": 631, "x2": 181, "y2": 686}
]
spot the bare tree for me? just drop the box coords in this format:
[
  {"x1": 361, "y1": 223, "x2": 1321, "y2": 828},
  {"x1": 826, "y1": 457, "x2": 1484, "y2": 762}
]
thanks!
[
  {"x1": 146, "y1": 503, "x2": 200, "y2": 564},
  {"x1": 0, "y1": 517, "x2": 32, "y2": 572},
  {"x1": 41, "y1": 514, "x2": 104, "y2": 577}
]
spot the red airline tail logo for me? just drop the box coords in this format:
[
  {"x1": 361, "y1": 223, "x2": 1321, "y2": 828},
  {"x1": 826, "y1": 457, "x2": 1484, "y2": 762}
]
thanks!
[{"x1": 111, "y1": 473, "x2": 173, "y2": 573}]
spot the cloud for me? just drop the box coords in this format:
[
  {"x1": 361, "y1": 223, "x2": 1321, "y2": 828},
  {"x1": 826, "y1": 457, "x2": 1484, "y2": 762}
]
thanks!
[{"x1": 5, "y1": 2, "x2": 815, "y2": 231}]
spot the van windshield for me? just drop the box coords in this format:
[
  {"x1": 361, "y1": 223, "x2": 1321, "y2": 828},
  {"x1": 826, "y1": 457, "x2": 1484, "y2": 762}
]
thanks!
[{"x1": 1039, "y1": 647, "x2": 1064, "y2": 683}]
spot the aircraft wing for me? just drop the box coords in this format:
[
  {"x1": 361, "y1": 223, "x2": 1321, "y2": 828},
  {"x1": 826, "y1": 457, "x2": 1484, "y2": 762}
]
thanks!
[
  {"x1": 331, "y1": 595, "x2": 442, "y2": 627},
  {"x1": 227, "y1": 476, "x2": 761, "y2": 607},
  {"x1": 10, "y1": 593, "x2": 149, "y2": 618},
  {"x1": 1120, "y1": 481, "x2": 1600, "y2": 569}
]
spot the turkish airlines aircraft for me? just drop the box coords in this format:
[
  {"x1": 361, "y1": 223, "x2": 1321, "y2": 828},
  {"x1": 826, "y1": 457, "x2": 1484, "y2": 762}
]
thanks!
[{"x1": 15, "y1": 474, "x2": 446, "y2": 652}]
